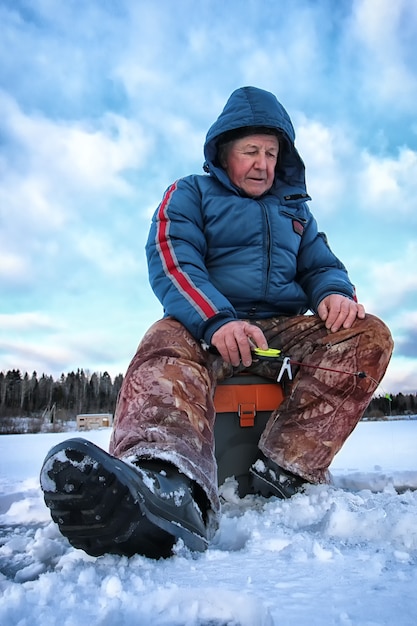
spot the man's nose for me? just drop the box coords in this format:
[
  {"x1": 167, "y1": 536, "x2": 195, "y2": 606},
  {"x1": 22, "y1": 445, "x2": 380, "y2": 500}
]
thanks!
[
  {"x1": 255, "y1": 153, "x2": 266, "y2": 170},
  {"x1": 254, "y1": 152, "x2": 267, "y2": 168}
]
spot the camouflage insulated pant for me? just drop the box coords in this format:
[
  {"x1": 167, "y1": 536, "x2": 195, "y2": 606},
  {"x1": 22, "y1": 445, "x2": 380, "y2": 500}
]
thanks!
[{"x1": 110, "y1": 314, "x2": 393, "y2": 521}]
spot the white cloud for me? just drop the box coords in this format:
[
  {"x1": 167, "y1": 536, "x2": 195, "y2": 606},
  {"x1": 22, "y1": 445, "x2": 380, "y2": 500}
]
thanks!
[
  {"x1": 75, "y1": 231, "x2": 141, "y2": 278},
  {"x1": 0, "y1": 310, "x2": 149, "y2": 378},
  {"x1": 0, "y1": 312, "x2": 61, "y2": 332},
  {"x1": 1, "y1": 0, "x2": 416, "y2": 393},
  {"x1": 292, "y1": 115, "x2": 417, "y2": 224},
  {"x1": 64, "y1": 115, "x2": 153, "y2": 192},
  {"x1": 382, "y1": 356, "x2": 417, "y2": 395},
  {"x1": 364, "y1": 241, "x2": 417, "y2": 311},
  {"x1": 0, "y1": 92, "x2": 153, "y2": 298},
  {"x1": 238, "y1": 2, "x2": 327, "y2": 92},
  {"x1": 385, "y1": 309, "x2": 417, "y2": 354},
  {"x1": 0, "y1": 337, "x2": 86, "y2": 376},
  {"x1": 295, "y1": 117, "x2": 355, "y2": 214},
  {"x1": 1, "y1": 94, "x2": 151, "y2": 196},
  {"x1": 0, "y1": 174, "x2": 69, "y2": 232},
  {"x1": 395, "y1": 310, "x2": 417, "y2": 328},
  {"x1": 358, "y1": 147, "x2": 417, "y2": 216},
  {"x1": 350, "y1": 0, "x2": 417, "y2": 109},
  {"x1": 0, "y1": 252, "x2": 29, "y2": 283}
]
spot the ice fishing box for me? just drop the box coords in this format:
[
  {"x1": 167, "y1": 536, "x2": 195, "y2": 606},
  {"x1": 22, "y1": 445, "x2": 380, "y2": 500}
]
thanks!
[{"x1": 213, "y1": 374, "x2": 283, "y2": 496}]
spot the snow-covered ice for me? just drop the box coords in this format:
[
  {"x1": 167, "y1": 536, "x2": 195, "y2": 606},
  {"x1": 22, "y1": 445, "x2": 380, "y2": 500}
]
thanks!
[{"x1": 1, "y1": 421, "x2": 417, "y2": 626}]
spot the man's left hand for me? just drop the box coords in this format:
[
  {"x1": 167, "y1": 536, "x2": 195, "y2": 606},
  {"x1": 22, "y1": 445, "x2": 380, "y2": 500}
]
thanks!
[{"x1": 317, "y1": 294, "x2": 366, "y2": 332}]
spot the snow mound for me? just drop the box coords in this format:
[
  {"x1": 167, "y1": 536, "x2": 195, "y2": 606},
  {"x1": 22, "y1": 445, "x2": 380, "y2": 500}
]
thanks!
[{"x1": 1, "y1": 424, "x2": 417, "y2": 625}]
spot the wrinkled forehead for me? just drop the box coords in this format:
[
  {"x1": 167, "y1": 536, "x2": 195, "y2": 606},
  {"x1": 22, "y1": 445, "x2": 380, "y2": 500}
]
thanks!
[{"x1": 231, "y1": 133, "x2": 280, "y2": 150}]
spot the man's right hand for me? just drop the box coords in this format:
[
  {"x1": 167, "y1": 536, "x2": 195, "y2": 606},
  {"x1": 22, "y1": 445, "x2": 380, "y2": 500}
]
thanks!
[{"x1": 211, "y1": 321, "x2": 268, "y2": 367}]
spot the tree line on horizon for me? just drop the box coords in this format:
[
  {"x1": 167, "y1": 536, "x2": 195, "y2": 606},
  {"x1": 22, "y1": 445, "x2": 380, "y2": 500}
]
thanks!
[
  {"x1": 0, "y1": 368, "x2": 416, "y2": 421},
  {"x1": 0, "y1": 369, "x2": 123, "y2": 421}
]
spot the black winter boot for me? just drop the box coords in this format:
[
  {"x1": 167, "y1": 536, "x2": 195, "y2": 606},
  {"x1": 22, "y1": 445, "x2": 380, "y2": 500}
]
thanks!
[
  {"x1": 250, "y1": 452, "x2": 307, "y2": 499},
  {"x1": 40, "y1": 438, "x2": 211, "y2": 558}
]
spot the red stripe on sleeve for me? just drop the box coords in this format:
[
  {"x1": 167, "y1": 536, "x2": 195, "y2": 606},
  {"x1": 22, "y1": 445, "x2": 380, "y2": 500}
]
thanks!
[{"x1": 156, "y1": 182, "x2": 218, "y2": 320}]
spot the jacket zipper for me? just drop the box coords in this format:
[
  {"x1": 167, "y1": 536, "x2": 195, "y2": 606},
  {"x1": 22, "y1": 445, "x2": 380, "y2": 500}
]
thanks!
[{"x1": 260, "y1": 201, "x2": 271, "y2": 297}]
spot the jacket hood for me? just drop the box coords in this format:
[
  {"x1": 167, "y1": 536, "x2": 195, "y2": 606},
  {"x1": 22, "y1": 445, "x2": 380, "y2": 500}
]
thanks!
[{"x1": 203, "y1": 86, "x2": 309, "y2": 198}]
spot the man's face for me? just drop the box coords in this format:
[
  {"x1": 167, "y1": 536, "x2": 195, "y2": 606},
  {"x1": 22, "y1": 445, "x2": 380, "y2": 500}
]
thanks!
[{"x1": 223, "y1": 134, "x2": 279, "y2": 197}]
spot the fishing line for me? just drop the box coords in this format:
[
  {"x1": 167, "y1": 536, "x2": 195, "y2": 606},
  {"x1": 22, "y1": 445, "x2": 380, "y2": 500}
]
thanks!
[{"x1": 252, "y1": 347, "x2": 383, "y2": 389}]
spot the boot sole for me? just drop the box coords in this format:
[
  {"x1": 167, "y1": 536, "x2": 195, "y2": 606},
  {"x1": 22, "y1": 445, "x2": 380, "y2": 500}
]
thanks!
[
  {"x1": 40, "y1": 438, "x2": 208, "y2": 558},
  {"x1": 250, "y1": 467, "x2": 306, "y2": 499}
]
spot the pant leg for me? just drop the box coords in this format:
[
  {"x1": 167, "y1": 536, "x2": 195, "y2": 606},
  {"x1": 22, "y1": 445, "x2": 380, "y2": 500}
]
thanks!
[
  {"x1": 109, "y1": 317, "x2": 223, "y2": 518},
  {"x1": 254, "y1": 313, "x2": 393, "y2": 483}
]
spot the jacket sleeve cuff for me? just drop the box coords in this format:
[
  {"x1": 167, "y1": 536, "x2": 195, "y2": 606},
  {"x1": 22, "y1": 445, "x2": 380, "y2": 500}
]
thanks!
[
  {"x1": 201, "y1": 312, "x2": 237, "y2": 345},
  {"x1": 311, "y1": 288, "x2": 355, "y2": 313}
]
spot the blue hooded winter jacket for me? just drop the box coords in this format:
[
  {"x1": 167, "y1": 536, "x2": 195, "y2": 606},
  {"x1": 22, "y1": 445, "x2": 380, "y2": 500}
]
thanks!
[{"x1": 146, "y1": 86, "x2": 355, "y2": 345}]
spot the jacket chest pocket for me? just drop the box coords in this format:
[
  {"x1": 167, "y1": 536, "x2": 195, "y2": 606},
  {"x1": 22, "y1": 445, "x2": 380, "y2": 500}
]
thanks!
[{"x1": 279, "y1": 210, "x2": 307, "y2": 238}]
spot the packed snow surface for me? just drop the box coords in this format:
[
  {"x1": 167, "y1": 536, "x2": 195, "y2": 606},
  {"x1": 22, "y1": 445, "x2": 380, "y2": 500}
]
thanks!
[{"x1": 1, "y1": 420, "x2": 417, "y2": 625}]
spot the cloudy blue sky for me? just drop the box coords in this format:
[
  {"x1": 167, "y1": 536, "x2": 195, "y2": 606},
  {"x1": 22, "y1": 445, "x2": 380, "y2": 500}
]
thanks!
[{"x1": 1, "y1": 0, "x2": 417, "y2": 394}]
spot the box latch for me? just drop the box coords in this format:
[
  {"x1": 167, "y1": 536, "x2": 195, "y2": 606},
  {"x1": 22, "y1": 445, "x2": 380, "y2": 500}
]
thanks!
[{"x1": 238, "y1": 403, "x2": 256, "y2": 427}]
